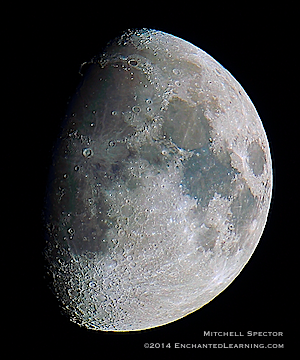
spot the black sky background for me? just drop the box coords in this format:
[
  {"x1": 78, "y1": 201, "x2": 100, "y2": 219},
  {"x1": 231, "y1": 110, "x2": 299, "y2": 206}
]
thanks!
[{"x1": 14, "y1": 4, "x2": 296, "y2": 355}]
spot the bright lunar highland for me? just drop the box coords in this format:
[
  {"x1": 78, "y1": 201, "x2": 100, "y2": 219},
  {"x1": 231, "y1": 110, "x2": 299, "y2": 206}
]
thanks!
[{"x1": 44, "y1": 29, "x2": 273, "y2": 331}]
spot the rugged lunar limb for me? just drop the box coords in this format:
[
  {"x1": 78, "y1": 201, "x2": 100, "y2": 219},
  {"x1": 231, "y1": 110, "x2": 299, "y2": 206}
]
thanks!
[{"x1": 44, "y1": 29, "x2": 272, "y2": 331}]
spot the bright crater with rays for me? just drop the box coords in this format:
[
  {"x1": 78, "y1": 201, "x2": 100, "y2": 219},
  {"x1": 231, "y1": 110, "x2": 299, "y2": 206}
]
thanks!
[{"x1": 44, "y1": 29, "x2": 272, "y2": 331}]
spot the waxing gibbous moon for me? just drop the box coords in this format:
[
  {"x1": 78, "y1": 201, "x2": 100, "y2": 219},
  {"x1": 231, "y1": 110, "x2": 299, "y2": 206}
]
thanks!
[{"x1": 44, "y1": 29, "x2": 272, "y2": 331}]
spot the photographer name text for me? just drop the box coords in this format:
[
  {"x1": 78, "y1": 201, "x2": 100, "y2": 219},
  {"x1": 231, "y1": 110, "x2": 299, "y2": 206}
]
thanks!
[{"x1": 203, "y1": 331, "x2": 283, "y2": 337}]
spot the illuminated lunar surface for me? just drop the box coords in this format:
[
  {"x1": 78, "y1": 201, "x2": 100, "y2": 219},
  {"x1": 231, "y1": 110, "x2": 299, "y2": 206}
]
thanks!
[{"x1": 44, "y1": 29, "x2": 272, "y2": 331}]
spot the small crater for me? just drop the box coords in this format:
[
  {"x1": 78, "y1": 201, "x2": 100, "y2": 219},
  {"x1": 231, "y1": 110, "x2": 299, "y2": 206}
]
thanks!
[
  {"x1": 89, "y1": 281, "x2": 97, "y2": 288},
  {"x1": 132, "y1": 106, "x2": 141, "y2": 113},
  {"x1": 172, "y1": 68, "x2": 181, "y2": 75},
  {"x1": 68, "y1": 227, "x2": 75, "y2": 235},
  {"x1": 82, "y1": 148, "x2": 94, "y2": 158},
  {"x1": 128, "y1": 59, "x2": 138, "y2": 66}
]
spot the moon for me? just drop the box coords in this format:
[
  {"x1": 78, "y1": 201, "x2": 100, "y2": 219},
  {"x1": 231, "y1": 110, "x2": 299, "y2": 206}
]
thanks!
[{"x1": 44, "y1": 29, "x2": 272, "y2": 331}]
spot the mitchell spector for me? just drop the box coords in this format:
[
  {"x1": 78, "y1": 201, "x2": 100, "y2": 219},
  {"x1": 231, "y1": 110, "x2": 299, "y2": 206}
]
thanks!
[{"x1": 203, "y1": 331, "x2": 283, "y2": 337}]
